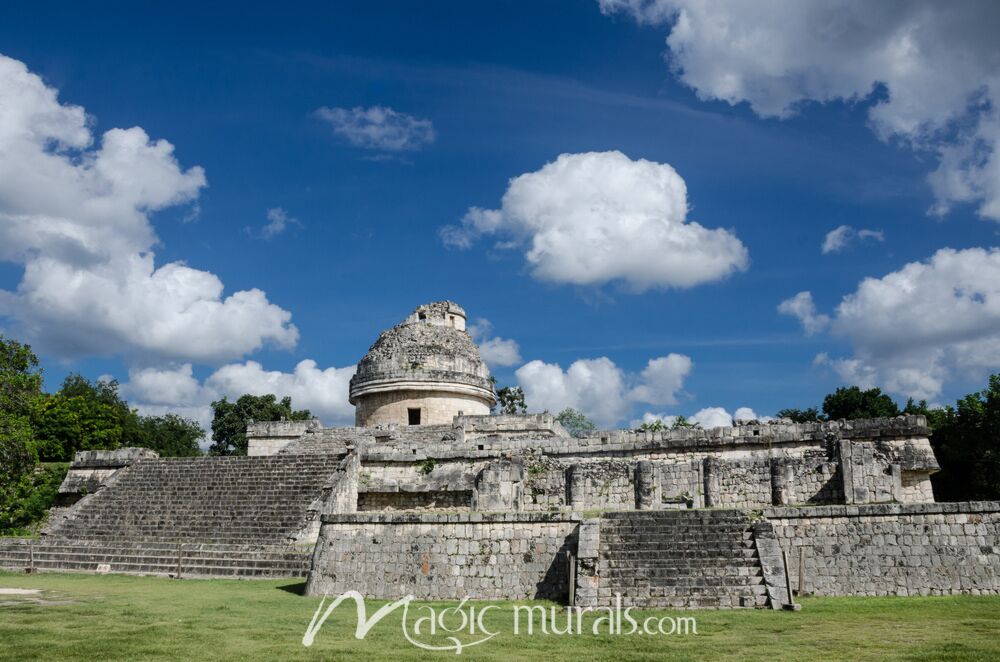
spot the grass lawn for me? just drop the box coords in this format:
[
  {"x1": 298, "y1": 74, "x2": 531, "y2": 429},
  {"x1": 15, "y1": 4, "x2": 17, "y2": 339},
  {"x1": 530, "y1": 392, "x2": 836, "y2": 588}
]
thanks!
[{"x1": 1, "y1": 571, "x2": 999, "y2": 661}]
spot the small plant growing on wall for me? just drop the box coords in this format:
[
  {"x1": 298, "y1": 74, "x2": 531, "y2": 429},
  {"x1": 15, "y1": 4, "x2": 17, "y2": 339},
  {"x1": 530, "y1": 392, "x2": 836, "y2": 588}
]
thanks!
[{"x1": 417, "y1": 458, "x2": 437, "y2": 475}]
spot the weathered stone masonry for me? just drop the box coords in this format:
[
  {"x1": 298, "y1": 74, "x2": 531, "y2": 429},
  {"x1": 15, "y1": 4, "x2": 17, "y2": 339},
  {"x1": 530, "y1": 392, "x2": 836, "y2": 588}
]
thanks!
[
  {"x1": 307, "y1": 512, "x2": 579, "y2": 601},
  {"x1": 768, "y1": 501, "x2": 1000, "y2": 597}
]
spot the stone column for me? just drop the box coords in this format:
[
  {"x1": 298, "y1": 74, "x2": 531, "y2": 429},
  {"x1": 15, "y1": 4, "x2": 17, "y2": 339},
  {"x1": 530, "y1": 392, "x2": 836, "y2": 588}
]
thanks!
[
  {"x1": 770, "y1": 458, "x2": 794, "y2": 506},
  {"x1": 574, "y1": 518, "x2": 601, "y2": 607},
  {"x1": 634, "y1": 461, "x2": 660, "y2": 510},
  {"x1": 566, "y1": 464, "x2": 584, "y2": 510},
  {"x1": 702, "y1": 457, "x2": 721, "y2": 508}
]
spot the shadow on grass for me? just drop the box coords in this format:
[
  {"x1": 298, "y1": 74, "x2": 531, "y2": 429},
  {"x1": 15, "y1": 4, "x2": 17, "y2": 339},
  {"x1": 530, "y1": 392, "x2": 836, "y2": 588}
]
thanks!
[{"x1": 276, "y1": 582, "x2": 306, "y2": 596}]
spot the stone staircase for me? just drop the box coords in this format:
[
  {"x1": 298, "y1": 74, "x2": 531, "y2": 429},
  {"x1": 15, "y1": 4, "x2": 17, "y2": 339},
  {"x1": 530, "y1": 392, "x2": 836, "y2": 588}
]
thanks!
[
  {"x1": 0, "y1": 538, "x2": 312, "y2": 578},
  {"x1": 0, "y1": 455, "x2": 345, "y2": 579},
  {"x1": 597, "y1": 510, "x2": 772, "y2": 608}
]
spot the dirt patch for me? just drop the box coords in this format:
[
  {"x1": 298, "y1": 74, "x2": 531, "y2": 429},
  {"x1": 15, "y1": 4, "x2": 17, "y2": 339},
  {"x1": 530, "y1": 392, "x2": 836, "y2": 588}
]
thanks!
[{"x1": 0, "y1": 587, "x2": 76, "y2": 607}]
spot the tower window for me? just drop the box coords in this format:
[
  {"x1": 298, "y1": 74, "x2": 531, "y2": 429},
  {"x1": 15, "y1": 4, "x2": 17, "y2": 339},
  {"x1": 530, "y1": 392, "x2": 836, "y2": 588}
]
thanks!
[
  {"x1": 448, "y1": 315, "x2": 455, "y2": 327},
  {"x1": 408, "y1": 408, "x2": 421, "y2": 425},
  {"x1": 418, "y1": 312, "x2": 427, "y2": 322}
]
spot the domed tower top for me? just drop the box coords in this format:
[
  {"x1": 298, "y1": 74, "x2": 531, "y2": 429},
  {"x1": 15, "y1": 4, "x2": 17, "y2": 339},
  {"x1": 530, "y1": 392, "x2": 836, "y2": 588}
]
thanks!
[{"x1": 349, "y1": 301, "x2": 495, "y2": 427}]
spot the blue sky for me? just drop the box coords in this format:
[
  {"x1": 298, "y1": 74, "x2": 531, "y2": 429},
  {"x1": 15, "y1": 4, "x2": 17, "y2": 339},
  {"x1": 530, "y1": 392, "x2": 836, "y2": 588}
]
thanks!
[{"x1": 2, "y1": 1, "x2": 1000, "y2": 431}]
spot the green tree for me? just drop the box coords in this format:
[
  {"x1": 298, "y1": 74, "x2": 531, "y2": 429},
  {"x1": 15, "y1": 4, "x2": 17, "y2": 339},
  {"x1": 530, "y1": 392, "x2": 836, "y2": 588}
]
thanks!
[
  {"x1": 0, "y1": 335, "x2": 44, "y2": 417},
  {"x1": 670, "y1": 415, "x2": 697, "y2": 429},
  {"x1": 0, "y1": 415, "x2": 37, "y2": 497},
  {"x1": 31, "y1": 374, "x2": 147, "y2": 461},
  {"x1": 639, "y1": 419, "x2": 668, "y2": 432},
  {"x1": 32, "y1": 389, "x2": 124, "y2": 461},
  {"x1": 929, "y1": 374, "x2": 1000, "y2": 501},
  {"x1": 137, "y1": 414, "x2": 204, "y2": 457},
  {"x1": 639, "y1": 415, "x2": 699, "y2": 431},
  {"x1": 209, "y1": 394, "x2": 311, "y2": 456},
  {"x1": 0, "y1": 336, "x2": 44, "y2": 494},
  {"x1": 776, "y1": 407, "x2": 822, "y2": 423},
  {"x1": 556, "y1": 408, "x2": 596, "y2": 438},
  {"x1": 822, "y1": 386, "x2": 901, "y2": 421},
  {"x1": 495, "y1": 386, "x2": 527, "y2": 415}
]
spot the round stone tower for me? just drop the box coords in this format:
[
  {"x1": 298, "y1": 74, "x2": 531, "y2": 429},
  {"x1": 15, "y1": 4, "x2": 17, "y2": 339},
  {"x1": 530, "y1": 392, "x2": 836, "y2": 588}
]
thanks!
[{"x1": 349, "y1": 301, "x2": 496, "y2": 427}]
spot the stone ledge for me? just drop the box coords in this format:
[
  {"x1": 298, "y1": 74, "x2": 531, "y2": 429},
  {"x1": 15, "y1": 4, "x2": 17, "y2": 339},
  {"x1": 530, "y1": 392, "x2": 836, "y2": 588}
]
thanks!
[
  {"x1": 764, "y1": 500, "x2": 1000, "y2": 519},
  {"x1": 320, "y1": 511, "x2": 583, "y2": 524}
]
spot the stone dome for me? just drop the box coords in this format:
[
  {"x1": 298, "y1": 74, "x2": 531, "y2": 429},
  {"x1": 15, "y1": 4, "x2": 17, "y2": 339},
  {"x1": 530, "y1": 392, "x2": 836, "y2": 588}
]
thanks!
[{"x1": 349, "y1": 301, "x2": 496, "y2": 427}]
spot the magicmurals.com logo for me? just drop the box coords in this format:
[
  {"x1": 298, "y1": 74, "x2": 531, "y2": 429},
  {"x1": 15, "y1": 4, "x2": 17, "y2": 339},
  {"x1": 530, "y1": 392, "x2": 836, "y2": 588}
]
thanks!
[{"x1": 303, "y1": 591, "x2": 697, "y2": 654}]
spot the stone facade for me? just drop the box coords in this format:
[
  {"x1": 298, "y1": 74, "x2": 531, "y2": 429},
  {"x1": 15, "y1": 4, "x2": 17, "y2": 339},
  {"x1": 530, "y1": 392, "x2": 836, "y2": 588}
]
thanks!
[
  {"x1": 247, "y1": 419, "x2": 322, "y2": 456},
  {"x1": 768, "y1": 502, "x2": 1000, "y2": 597},
  {"x1": 353, "y1": 389, "x2": 490, "y2": 428},
  {"x1": 339, "y1": 414, "x2": 940, "y2": 515},
  {"x1": 307, "y1": 512, "x2": 579, "y2": 601}
]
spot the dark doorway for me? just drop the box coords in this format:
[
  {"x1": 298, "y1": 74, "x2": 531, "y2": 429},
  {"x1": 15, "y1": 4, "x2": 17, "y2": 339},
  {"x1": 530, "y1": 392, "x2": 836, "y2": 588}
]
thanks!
[{"x1": 408, "y1": 408, "x2": 421, "y2": 425}]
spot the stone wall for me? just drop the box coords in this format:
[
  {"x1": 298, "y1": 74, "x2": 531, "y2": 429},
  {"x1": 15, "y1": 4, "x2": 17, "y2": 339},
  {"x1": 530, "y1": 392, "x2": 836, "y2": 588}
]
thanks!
[
  {"x1": 704, "y1": 458, "x2": 772, "y2": 508},
  {"x1": 247, "y1": 419, "x2": 322, "y2": 456},
  {"x1": 354, "y1": 388, "x2": 491, "y2": 428},
  {"x1": 306, "y1": 512, "x2": 579, "y2": 600},
  {"x1": 768, "y1": 502, "x2": 1000, "y2": 597}
]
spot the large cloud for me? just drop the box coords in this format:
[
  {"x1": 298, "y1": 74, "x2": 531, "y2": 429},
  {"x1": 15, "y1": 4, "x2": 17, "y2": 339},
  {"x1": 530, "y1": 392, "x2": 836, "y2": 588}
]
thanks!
[
  {"x1": 467, "y1": 318, "x2": 523, "y2": 367},
  {"x1": 790, "y1": 247, "x2": 1000, "y2": 400},
  {"x1": 122, "y1": 360, "x2": 357, "y2": 444},
  {"x1": 441, "y1": 151, "x2": 749, "y2": 291},
  {"x1": 600, "y1": 0, "x2": 1000, "y2": 221},
  {"x1": 515, "y1": 353, "x2": 692, "y2": 426},
  {"x1": 0, "y1": 54, "x2": 298, "y2": 362}
]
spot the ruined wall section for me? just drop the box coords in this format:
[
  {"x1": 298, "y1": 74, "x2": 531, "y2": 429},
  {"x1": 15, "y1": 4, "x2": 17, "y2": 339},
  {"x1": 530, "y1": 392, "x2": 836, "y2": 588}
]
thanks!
[
  {"x1": 351, "y1": 415, "x2": 936, "y2": 513},
  {"x1": 306, "y1": 512, "x2": 579, "y2": 600},
  {"x1": 768, "y1": 502, "x2": 1000, "y2": 597}
]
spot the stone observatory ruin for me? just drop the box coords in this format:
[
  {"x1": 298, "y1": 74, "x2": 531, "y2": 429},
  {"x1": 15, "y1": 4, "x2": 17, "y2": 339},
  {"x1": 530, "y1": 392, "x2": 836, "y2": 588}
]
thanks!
[
  {"x1": 349, "y1": 300, "x2": 495, "y2": 427},
  {"x1": 2, "y1": 300, "x2": 999, "y2": 610}
]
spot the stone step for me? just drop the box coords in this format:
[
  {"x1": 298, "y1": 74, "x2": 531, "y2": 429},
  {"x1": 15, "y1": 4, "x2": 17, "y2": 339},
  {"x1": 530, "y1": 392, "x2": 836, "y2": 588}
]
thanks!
[
  {"x1": 47, "y1": 454, "x2": 341, "y2": 547},
  {"x1": 594, "y1": 510, "x2": 771, "y2": 609},
  {"x1": 0, "y1": 537, "x2": 311, "y2": 579}
]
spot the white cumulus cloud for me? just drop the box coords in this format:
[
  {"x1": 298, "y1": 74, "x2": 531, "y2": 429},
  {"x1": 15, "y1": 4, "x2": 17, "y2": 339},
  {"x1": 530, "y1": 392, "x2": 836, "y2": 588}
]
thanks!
[
  {"x1": 0, "y1": 53, "x2": 298, "y2": 363},
  {"x1": 777, "y1": 291, "x2": 831, "y2": 335},
  {"x1": 628, "y1": 354, "x2": 692, "y2": 406},
  {"x1": 467, "y1": 318, "x2": 522, "y2": 367},
  {"x1": 441, "y1": 151, "x2": 749, "y2": 292},
  {"x1": 600, "y1": 0, "x2": 1000, "y2": 221},
  {"x1": 314, "y1": 105, "x2": 435, "y2": 152},
  {"x1": 122, "y1": 359, "x2": 358, "y2": 442},
  {"x1": 515, "y1": 352, "x2": 693, "y2": 426},
  {"x1": 791, "y1": 247, "x2": 1000, "y2": 400}
]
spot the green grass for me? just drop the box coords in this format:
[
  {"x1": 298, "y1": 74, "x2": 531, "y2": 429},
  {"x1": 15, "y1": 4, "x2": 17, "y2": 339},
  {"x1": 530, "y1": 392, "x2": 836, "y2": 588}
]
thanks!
[{"x1": 1, "y1": 571, "x2": 999, "y2": 661}]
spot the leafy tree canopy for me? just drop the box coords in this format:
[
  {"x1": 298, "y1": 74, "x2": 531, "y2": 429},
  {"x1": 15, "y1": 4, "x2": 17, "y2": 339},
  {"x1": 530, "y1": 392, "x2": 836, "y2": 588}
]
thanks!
[
  {"x1": 776, "y1": 407, "x2": 822, "y2": 423},
  {"x1": 31, "y1": 376, "x2": 132, "y2": 462},
  {"x1": 929, "y1": 374, "x2": 1000, "y2": 502},
  {"x1": 639, "y1": 415, "x2": 699, "y2": 431},
  {"x1": 822, "y1": 386, "x2": 901, "y2": 421},
  {"x1": 0, "y1": 414, "x2": 37, "y2": 496},
  {"x1": 0, "y1": 335, "x2": 43, "y2": 418},
  {"x1": 210, "y1": 394, "x2": 310, "y2": 456},
  {"x1": 495, "y1": 386, "x2": 527, "y2": 415},
  {"x1": 556, "y1": 408, "x2": 596, "y2": 438},
  {"x1": 138, "y1": 414, "x2": 205, "y2": 458}
]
